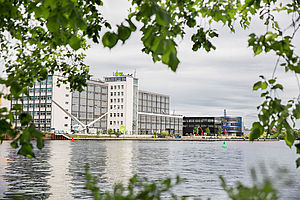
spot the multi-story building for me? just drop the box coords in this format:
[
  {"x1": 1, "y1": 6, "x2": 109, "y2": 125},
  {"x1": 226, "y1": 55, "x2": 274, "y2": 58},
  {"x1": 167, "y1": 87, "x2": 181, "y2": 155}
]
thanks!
[
  {"x1": 220, "y1": 116, "x2": 243, "y2": 136},
  {"x1": 1, "y1": 75, "x2": 72, "y2": 132},
  {"x1": 1, "y1": 72, "x2": 183, "y2": 135},
  {"x1": 138, "y1": 90, "x2": 183, "y2": 135},
  {"x1": 104, "y1": 73, "x2": 138, "y2": 135},
  {"x1": 183, "y1": 116, "x2": 243, "y2": 136},
  {"x1": 71, "y1": 79, "x2": 108, "y2": 133}
]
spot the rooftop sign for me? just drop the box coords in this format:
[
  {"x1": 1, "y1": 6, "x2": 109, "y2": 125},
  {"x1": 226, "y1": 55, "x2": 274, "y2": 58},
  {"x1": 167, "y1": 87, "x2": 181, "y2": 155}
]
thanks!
[{"x1": 113, "y1": 72, "x2": 124, "y2": 76}]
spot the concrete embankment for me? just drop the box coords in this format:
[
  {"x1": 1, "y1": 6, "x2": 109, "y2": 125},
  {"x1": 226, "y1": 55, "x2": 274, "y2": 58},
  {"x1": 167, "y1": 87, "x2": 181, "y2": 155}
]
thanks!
[{"x1": 45, "y1": 134, "x2": 280, "y2": 141}]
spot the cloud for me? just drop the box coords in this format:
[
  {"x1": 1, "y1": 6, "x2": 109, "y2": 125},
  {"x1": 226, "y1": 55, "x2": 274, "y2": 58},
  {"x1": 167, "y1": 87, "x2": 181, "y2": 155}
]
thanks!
[{"x1": 85, "y1": 1, "x2": 300, "y2": 129}]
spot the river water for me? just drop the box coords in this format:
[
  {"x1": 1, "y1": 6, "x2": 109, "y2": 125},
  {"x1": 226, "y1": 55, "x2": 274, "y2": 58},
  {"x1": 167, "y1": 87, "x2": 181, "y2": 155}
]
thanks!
[{"x1": 0, "y1": 140, "x2": 299, "y2": 199}]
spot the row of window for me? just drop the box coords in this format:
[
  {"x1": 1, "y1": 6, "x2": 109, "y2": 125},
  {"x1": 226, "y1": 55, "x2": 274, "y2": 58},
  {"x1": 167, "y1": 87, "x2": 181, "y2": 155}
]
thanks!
[
  {"x1": 21, "y1": 96, "x2": 52, "y2": 101},
  {"x1": 35, "y1": 80, "x2": 53, "y2": 86},
  {"x1": 28, "y1": 111, "x2": 51, "y2": 116},
  {"x1": 110, "y1": 113, "x2": 124, "y2": 117},
  {"x1": 110, "y1": 105, "x2": 124, "y2": 109},
  {"x1": 110, "y1": 85, "x2": 124, "y2": 90},
  {"x1": 34, "y1": 119, "x2": 51, "y2": 123},
  {"x1": 139, "y1": 93, "x2": 169, "y2": 103},
  {"x1": 24, "y1": 103, "x2": 52, "y2": 108},
  {"x1": 110, "y1": 91, "x2": 124, "y2": 96},
  {"x1": 105, "y1": 77, "x2": 126, "y2": 82},
  {"x1": 29, "y1": 88, "x2": 52, "y2": 93},
  {"x1": 110, "y1": 98, "x2": 124, "y2": 103},
  {"x1": 109, "y1": 121, "x2": 124, "y2": 125}
]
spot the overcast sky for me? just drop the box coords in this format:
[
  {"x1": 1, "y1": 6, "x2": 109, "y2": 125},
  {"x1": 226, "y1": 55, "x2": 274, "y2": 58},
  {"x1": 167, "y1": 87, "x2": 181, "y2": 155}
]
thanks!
[
  {"x1": 0, "y1": 1, "x2": 298, "y2": 129},
  {"x1": 85, "y1": 0, "x2": 300, "y2": 128}
]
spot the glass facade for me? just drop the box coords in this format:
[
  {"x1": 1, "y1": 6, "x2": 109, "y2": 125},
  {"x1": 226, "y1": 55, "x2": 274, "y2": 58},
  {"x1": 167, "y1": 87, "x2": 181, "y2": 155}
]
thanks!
[
  {"x1": 138, "y1": 114, "x2": 183, "y2": 135},
  {"x1": 10, "y1": 76, "x2": 53, "y2": 132},
  {"x1": 71, "y1": 80, "x2": 108, "y2": 133}
]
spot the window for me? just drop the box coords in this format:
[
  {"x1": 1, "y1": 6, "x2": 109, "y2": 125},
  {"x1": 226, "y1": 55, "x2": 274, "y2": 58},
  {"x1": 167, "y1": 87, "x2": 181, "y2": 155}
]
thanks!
[
  {"x1": 121, "y1": 98, "x2": 123, "y2": 103},
  {"x1": 121, "y1": 92, "x2": 124, "y2": 96},
  {"x1": 110, "y1": 105, "x2": 113, "y2": 109},
  {"x1": 114, "y1": 85, "x2": 116, "y2": 89},
  {"x1": 121, "y1": 85, "x2": 124, "y2": 89},
  {"x1": 111, "y1": 86, "x2": 113, "y2": 90},
  {"x1": 111, "y1": 92, "x2": 113, "y2": 96},
  {"x1": 110, "y1": 121, "x2": 112, "y2": 125},
  {"x1": 65, "y1": 102, "x2": 69, "y2": 104},
  {"x1": 64, "y1": 124, "x2": 68, "y2": 127},
  {"x1": 66, "y1": 87, "x2": 69, "y2": 90},
  {"x1": 121, "y1": 121, "x2": 123, "y2": 125},
  {"x1": 48, "y1": 88, "x2": 52, "y2": 92},
  {"x1": 121, "y1": 105, "x2": 123, "y2": 109},
  {"x1": 110, "y1": 99, "x2": 113, "y2": 103},
  {"x1": 118, "y1": 85, "x2": 120, "y2": 89},
  {"x1": 114, "y1": 121, "x2": 116, "y2": 125},
  {"x1": 121, "y1": 113, "x2": 123, "y2": 117},
  {"x1": 114, "y1": 113, "x2": 116, "y2": 117},
  {"x1": 110, "y1": 113, "x2": 112, "y2": 117},
  {"x1": 117, "y1": 113, "x2": 119, "y2": 117},
  {"x1": 65, "y1": 116, "x2": 68, "y2": 119},
  {"x1": 118, "y1": 92, "x2": 120, "y2": 96},
  {"x1": 114, "y1": 99, "x2": 116, "y2": 103},
  {"x1": 118, "y1": 99, "x2": 120, "y2": 103},
  {"x1": 114, "y1": 92, "x2": 116, "y2": 96},
  {"x1": 65, "y1": 94, "x2": 69, "y2": 97}
]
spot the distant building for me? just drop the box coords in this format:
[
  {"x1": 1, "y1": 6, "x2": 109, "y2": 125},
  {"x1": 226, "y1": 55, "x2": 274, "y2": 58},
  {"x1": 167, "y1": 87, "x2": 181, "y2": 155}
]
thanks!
[{"x1": 183, "y1": 116, "x2": 243, "y2": 136}]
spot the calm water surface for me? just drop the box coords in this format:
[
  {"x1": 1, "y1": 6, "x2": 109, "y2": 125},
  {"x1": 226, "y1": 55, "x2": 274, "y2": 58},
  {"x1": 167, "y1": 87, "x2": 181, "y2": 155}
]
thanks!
[{"x1": 0, "y1": 140, "x2": 299, "y2": 199}]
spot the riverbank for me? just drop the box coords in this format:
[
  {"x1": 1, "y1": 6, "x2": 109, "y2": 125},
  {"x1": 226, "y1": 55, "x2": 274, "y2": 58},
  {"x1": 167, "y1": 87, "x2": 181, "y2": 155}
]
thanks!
[{"x1": 44, "y1": 133, "x2": 280, "y2": 141}]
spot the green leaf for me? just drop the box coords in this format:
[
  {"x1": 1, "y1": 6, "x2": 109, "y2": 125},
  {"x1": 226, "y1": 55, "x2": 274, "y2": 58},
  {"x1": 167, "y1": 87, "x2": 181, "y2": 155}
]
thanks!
[
  {"x1": 156, "y1": 8, "x2": 171, "y2": 25},
  {"x1": 162, "y1": 50, "x2": 179, "y2": 72},
  {"x1": 19, "y1": 113, "x2": 32, "y2": 126},
  {"x1": 296, "y1": 157, "x2": 300, "y2": 168},
  {"x1": 69, "y1": 36, "x2": 81, "y2": 50},
  {"x1": 250, "y1": 122, "x2": 264, "y2": 140},
  {"x1": 271, "y1": 84, "x2": 283, "y2": 90},
  {"x1": 46, "y1": 15, "x2": 60, "y2": 32},
  {"x1": 117, "y1": 25, "x2": 131, "y2": 43},
  {"x1": 18, "y1": 143, "x2": 35, "y2": 158},
  {"x1": 253, "y1": 81, "x2": 262, "y2": 90},
  {"x1": 102, "y1": 32, "x2": 118, "y2": 49},
  {"x1": 295, "y1": 142, "x2": 300, "y2": 154},
  {"x1": 284, "y1": 130, "x2": 295, "y2": 148}
]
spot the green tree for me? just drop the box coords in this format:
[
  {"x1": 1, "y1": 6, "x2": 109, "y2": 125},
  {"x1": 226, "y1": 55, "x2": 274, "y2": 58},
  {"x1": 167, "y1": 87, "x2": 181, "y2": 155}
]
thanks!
[
  {"x1": 218, "y1": 126, "x2": 223, "y2": 136},
  {"x1": 205, "y1": 127, "x2": 211, "y2": 136},
  {"x1": 161, "y1": 131, "x2": 168, "y2": 138},
  {"x1": 114, "y1": 131, "x2": 121, "y2": 138},
  {"x1": 108, "y1": 129, "x2": 113, "y2": 137},
  {"x1": 0, "y1": 0, "x2": 299, "y2": 166}
]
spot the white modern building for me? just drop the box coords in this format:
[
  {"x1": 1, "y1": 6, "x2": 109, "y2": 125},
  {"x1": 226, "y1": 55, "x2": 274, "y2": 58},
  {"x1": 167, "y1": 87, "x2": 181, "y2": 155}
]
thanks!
[{"x1": 1, "y1": 72, "x2": 183, "y2": 135}]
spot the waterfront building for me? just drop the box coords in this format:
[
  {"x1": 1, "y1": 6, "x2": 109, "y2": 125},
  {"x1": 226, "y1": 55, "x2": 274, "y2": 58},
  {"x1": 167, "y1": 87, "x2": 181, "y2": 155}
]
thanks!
[
  {"x1": 71, "y1": 79, "x2": 108, "y2": 133},
  {"x1": 104, "y1": 73, "x2": 138, "y2": 135},
  {"x1": 138, "y1": 90, "x2": 183, "y2": 135},
  {"x1": 183, "y1": 116, "x2": 243, "y2": 136},
  {"x1": 1, "y1": 72, "x2": 183, "y2": 135},
  {"x1": 0, "y1": 75, "x2": 72, "y2": 132}
]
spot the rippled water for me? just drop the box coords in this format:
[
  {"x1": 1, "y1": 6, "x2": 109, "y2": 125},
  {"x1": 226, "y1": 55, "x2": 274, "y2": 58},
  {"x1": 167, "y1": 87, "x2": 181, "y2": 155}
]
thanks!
[{"x1": 0, "y1": 140, "x2": 299, "y2": 199}]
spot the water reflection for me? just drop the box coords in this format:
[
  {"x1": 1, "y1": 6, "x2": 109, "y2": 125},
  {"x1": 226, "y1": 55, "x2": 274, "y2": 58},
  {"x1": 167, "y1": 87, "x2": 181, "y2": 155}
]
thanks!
[
  {"x1": 47, "y1": 141, "x2": 72, "y2": 200},
  {"x1": 103, "y1": 141, "x2": 134, "y2": 186},
  {"x1": 0, "y1": 140, "x2": 299, "y2": 199},
  {"x1": 69, "y1": 140, "x2": 107, "y2": 199},
  {"x1": 3, "y1": 141, "x2": 51, "y2": 199},
  {"x1": 0, "y1": 142, "x2": 9, "y2": 199}
]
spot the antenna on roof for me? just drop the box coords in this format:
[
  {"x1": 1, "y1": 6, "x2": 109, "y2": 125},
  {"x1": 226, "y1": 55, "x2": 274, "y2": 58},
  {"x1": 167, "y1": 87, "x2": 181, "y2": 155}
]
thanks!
[{"x1": 224, "y1": 109, "x2": 227, "y2": 117}]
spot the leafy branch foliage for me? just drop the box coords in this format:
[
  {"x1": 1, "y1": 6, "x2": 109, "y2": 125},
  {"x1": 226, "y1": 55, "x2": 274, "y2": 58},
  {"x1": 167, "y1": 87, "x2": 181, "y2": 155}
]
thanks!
[
  {"x1": 0, "y1": 0, "x2": 299, "y2": 160},
  {"x1": 85, "y1": 164, "x2": 279, "y2": 200}
]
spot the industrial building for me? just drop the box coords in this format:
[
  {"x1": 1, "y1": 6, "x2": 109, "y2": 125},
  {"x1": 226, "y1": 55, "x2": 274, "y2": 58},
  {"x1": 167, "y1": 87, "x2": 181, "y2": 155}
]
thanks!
[{"x1": 183, "y1": 116, "x2": 243, "y2": 136}]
